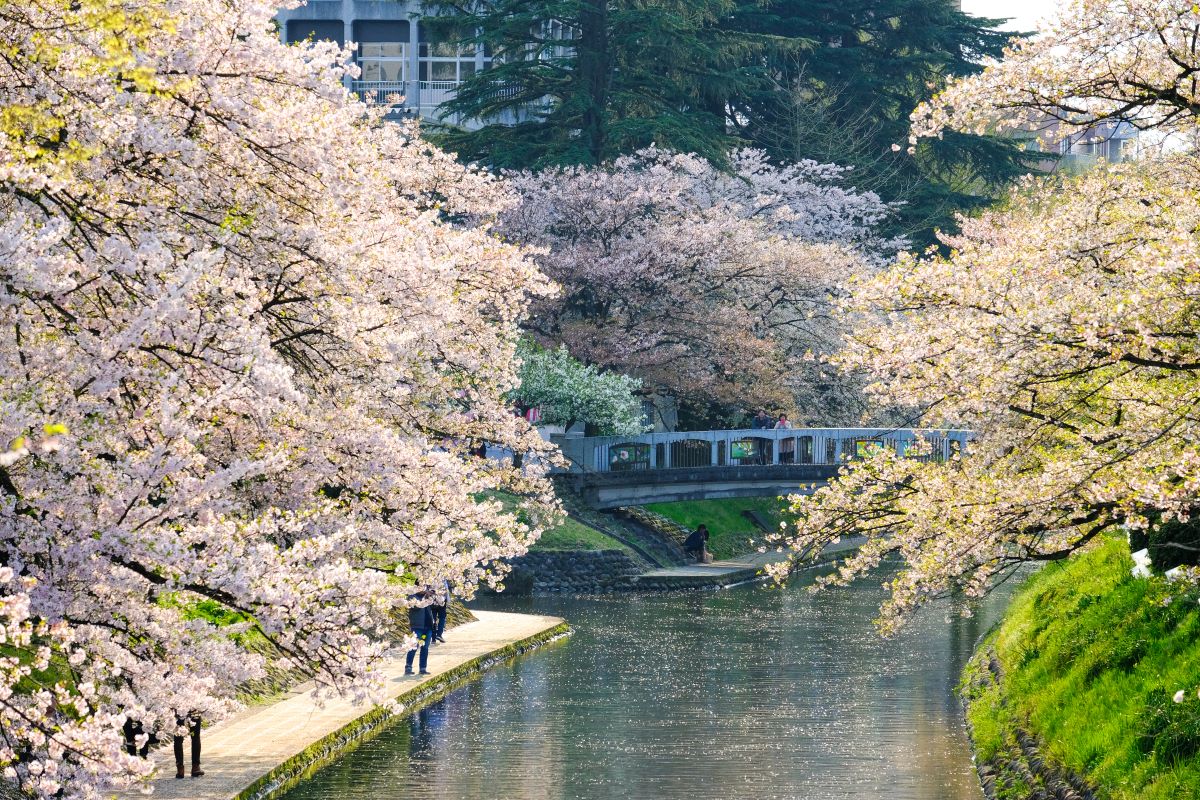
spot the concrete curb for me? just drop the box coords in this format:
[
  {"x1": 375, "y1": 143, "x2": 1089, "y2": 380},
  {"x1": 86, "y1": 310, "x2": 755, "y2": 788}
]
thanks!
[
  {"x1": 633, "y1": 542, "x2": 859, "y2": 592},
  {"x1": 232, "y1": 621, "x2": 571, "y2": 800}
]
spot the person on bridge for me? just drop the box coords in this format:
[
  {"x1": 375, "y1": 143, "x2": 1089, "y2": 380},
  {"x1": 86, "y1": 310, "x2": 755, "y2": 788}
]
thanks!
[
  {"x1": 752, "y1": 410, "x2": 772, "y2": 430},
  {"x1": 775, "y1": 414, "x2": 795, "y2": 463},
  {"x1": 683, "y1": 525, "x2": 710, "y2": 563}
]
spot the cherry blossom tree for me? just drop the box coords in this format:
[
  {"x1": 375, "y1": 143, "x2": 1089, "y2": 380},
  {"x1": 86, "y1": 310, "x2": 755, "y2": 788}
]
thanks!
[
  {"x1": 0, "y1": 0, "x2": 556, "y2": 795},
  {"x1": 908, "y1": 0, "x2": 1200, "y2": 147},
  {"x1": 502, "y1": 148, "x2": 902, "y2": 416},
  {"x1": 773, "y1": 0, "x2": 1200, "y2": 631}
]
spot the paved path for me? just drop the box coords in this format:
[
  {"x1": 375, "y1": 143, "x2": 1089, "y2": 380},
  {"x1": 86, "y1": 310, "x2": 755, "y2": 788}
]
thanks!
[
  {"x1": 640, "y1": 538, "x2": 865, "y2": 580},
  {"x1": 123, "y1": 610, "x2": 565, "y2": 800},
  {"x1": 640, "y1": 550, "x2": 787, "y2": 578}
]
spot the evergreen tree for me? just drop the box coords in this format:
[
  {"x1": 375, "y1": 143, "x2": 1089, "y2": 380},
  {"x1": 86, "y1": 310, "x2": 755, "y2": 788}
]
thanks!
[
  {"x1": 726, "y1": 0, "x2": 1039, "y2": 247},
  {"x1": 422, "y1": 0, "x2": 771, "y2": 168}
]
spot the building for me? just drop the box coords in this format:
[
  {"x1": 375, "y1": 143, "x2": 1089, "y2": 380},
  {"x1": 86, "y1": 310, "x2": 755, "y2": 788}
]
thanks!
[
  {"x1": 1018, "y1": 118, "x2": 1140, "y2": 174},
  {"x1": 277, "y1": 2, "x2": 503, "y2": 124}
]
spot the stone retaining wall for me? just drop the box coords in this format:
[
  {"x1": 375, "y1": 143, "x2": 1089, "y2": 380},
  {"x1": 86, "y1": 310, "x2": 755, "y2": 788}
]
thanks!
[
  {"x1": 963, "y1": 647, "x2": 1098, "y2": 800},
  {"x1": 506, "y1": 549, "x2": 645, "y2": 594}
]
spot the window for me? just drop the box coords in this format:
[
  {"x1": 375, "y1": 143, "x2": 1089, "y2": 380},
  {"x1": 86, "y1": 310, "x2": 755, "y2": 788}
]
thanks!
[
  {"x1": 419, "y1": 20, "x2": 480, "y2": 83},
  {"x1": 286, "y1": 20, "x2": 343, "y2": 46},
  {"x1": 355, "y1": 21, "x2": 410, "y2": 84}
]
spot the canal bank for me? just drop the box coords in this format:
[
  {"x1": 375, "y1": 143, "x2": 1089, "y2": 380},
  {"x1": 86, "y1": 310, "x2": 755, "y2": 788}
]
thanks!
[
  {"x1": 124, "y1": 611, "x2": 567, "y2": 800},
  {"x1": 960, "y1": 538, "x2": 1200, "y2": 800},
  {"x1": 278, "y1": 568, "x2": 1017, "y2": 800}
]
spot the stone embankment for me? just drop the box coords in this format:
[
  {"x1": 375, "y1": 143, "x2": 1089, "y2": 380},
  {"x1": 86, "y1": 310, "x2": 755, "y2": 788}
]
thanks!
[
  {"x1": 505, "y1": 549, "x2": 646, "y2": 593},
  {"x1": 964, "y1": 649, "x2": 1098, "y2": 800},
  {"x1": 505, "y1": 537, "x2": 865, "y2": 595}
]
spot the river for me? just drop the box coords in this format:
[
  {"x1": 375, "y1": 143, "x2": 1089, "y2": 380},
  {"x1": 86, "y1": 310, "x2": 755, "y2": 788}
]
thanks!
[{"x1": 280, "y1": 570, "x2": 1008, "y2": 800}]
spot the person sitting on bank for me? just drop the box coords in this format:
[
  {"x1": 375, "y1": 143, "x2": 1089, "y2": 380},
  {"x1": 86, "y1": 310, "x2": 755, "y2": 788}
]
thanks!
[
  {"x1": 406, "y1": 588, "x2": 435, "y2": 676},
  {"x1": 683, "y1": 525, "x2": 710, "y2": 563}
]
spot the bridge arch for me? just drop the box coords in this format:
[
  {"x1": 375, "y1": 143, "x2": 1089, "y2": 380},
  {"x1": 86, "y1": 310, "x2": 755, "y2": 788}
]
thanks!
[{"x1": 555, "y1": 427, "x2": 973, "y2": 507}]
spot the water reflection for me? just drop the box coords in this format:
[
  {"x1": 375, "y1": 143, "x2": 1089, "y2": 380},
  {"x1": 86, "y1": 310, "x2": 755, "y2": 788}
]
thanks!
[{"x1": 281, "y1": 573, "x2": 1006, "y2": 800}]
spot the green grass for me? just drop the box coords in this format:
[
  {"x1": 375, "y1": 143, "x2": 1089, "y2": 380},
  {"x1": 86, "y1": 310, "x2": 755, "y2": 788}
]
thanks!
[
  {"x1": 963, "y1": 537, "x2": 1200, "y2": 800},
  {"x1": 641, "y1": 497, "x2": 789, "y2": 559},
  {"x1": 531, "y1": 515, "x2": 632, "y2": 552},
  {"x1": 484, "y1": 488, "x2": 631, "y2": 553}
]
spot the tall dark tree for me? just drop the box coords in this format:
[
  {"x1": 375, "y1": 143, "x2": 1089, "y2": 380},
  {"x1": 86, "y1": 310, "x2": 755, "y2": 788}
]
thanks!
[
  {"x1": 422, "y1": 0, "x2": 773, "y2": 169},
  {"x1": 726, "y1": 0, "x2": 1039, "y2": 247}
]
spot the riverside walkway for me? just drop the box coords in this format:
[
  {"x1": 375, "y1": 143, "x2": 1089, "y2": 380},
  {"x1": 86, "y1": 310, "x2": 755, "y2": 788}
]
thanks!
[
  {"x1": 633, "y1": 538, "x2": 865, "y2": 590},
  {"x1": 124, "y1": 610, "x2": 567, "y2": 800}
]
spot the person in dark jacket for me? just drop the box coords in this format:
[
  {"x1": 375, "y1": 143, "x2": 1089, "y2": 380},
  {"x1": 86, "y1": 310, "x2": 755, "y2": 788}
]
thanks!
[
  {"x1": 406, "y1": 588, "x2": 435, "y2": 675},
  {"x1": 752, "y1": 410, "x2": 771, "y2": 430},
  {"x1": 431, "y1": 580, "x2": 450, "y2": 643},
  {"x1": 683, "y1": 525, "x2": 710, "y2": 563},
  {"x1": 122, "y1": 717, "x2": 154, "y2": 758}
]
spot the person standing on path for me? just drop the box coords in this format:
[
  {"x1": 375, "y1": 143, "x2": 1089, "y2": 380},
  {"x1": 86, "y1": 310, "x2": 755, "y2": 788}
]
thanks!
[
  {"x1": 173, "y1": 711, "x2": 203, "y2": 779},
  {"x1": 406, "y1": 589, "x2": 435, "y2": 675},
  {"x1": 431, "y1": 580, "x2": 451, "y2": 644}
]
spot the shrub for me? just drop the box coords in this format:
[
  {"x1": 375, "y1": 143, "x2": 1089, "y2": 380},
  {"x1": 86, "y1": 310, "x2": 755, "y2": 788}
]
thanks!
[{"x1": 1148, "y1": 517, "x2": 1200, "y2": 572}]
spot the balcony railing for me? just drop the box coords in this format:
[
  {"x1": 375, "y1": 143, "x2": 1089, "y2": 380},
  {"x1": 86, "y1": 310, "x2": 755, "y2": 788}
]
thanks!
[
  {"x1": 350, "y1": 79, "x2": 528, "y2": 119},
  {"x1": 419, "y1": 80, "x2": 460, "y2": 110},
  {"x1": 350, "y1": 81, "x2": 411, "y2": 107}
]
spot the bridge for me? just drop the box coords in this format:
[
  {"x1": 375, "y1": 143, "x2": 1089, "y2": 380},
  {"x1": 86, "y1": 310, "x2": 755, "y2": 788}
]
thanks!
[{"x1": 553, "y1": 427, "x2": 971, "y2": 508}]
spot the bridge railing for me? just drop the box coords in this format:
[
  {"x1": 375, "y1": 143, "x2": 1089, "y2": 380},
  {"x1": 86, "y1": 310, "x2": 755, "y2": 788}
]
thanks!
[{"x1": 554, "y1": 428, "x2": 973, "y2": 474}]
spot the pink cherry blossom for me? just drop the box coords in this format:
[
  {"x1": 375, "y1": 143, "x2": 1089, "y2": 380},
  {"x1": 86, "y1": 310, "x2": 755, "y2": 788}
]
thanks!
[{"x1": 0, "y1": 0, "x2": 557, "y2": 795}]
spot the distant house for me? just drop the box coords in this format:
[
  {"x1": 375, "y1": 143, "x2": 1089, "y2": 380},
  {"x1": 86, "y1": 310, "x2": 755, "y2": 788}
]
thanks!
[{"x1": 1015, "y1": 117, "x2": 1140, "y2": 174}]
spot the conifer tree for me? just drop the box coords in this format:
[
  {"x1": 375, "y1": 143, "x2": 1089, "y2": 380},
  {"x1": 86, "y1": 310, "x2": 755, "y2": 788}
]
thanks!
[
  {"x1": 726, "y1": 0, "x2": 1038, "y2": 246},
  {"x1": 423, "y1": 0, "x2": 768, "y2": 168}
]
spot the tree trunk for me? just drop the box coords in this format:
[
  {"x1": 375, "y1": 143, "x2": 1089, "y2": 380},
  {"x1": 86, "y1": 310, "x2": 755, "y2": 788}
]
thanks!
[{"x1": 578, "y1": 0, "x2": 609, "y2": 163}]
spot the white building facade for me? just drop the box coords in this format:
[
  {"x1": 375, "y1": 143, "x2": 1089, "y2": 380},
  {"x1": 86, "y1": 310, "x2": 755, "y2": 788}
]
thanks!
[{"x1": 277, "y1": 2, "x2": 499, "y2": 123}]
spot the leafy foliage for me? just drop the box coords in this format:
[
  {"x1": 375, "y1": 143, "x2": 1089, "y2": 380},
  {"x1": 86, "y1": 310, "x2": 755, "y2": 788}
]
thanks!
[
  {"x1": 512, "y1": 340, "x2": 645, "y2": 435},
  {"x1": 720, "y1": 0, "x2": 1037, "y2": 246}
]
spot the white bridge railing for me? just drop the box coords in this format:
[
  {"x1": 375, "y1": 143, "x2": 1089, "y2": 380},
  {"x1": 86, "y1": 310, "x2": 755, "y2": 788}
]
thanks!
[{"x1": 555, "y1": 427, "x2": 973, "y2": 474}]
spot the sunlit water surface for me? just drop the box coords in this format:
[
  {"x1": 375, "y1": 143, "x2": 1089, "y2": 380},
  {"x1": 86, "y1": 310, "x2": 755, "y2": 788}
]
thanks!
[{"x1": 281, "y1": 572, "x2": 1009, "y2": 800}]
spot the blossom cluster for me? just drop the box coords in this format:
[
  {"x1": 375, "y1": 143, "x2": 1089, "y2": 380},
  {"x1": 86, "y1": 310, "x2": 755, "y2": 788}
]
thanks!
[
  {"x1": 501, "y1": 147, "x2": 903, "y2": 414},
  {"x1": 0, "y1": 0, "x2": 555, "y2": 795},
  {"x1": 777, "y1": 17, "x2": 1200, "y2": 626}
]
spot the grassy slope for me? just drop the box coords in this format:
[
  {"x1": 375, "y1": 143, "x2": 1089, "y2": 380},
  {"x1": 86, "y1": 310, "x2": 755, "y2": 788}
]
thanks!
[
  {"x1": 641, "y1": 497, "x2": 789, "y2": 560},
  {"x1": 963, "y1": 538, "x2": 1200, "y2": 800},
  {"x1": 532, "y1": 515, "x2": 632, "y2": 552},
  {"x1": 486, "y1": 489, "x2": 631, "y2": 553}
]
